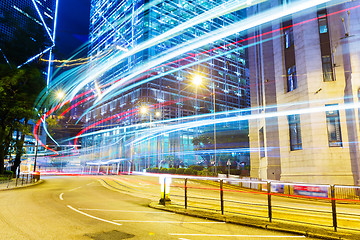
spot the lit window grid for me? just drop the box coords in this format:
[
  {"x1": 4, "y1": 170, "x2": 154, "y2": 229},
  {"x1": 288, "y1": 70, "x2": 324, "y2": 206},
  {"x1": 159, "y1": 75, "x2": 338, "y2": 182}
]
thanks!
[
  {"x1": 0, "y1": 0, "x2": 56, "y2": 42},
  {"x1": 85, "y1": 0, "x2": 250, "y2": 127}
]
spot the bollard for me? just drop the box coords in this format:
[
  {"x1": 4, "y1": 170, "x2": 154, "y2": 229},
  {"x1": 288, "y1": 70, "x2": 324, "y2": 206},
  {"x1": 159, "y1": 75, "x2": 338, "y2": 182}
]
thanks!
[
  {"x1": 267, "y1": 181, "x2": 272, "y2": 222},
  {"x1": 331, "y1": 185, "x2": 337, "y2": 231},
  {"x1": 159, "y1": 176, "x2": 171, "y2": 205},
  {"x1": 220, "y1": 179, "x2": 224, "y2": 215},
  {"x1": 185, "y1": 178, "x2": 188, "y2": 209}
]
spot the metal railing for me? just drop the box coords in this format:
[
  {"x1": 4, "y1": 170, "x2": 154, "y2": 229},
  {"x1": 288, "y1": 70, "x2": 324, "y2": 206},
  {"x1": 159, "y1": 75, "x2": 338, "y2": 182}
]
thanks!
[
  {"x1": 0, "y1": 173, "x2": 40, "y2": 189},
  {"x1": 160, "y1": 176, "x2": 360, "y2": 232}
]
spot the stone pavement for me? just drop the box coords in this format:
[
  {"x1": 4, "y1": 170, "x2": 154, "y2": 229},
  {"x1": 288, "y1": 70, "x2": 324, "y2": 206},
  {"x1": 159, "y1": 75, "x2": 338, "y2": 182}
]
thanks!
[
  {"x1": 0, "y1": 177, "x2": 42, "y2": 190},
  {"x1": 149, "y1": 201, "x2": 360, "y2": 240}
]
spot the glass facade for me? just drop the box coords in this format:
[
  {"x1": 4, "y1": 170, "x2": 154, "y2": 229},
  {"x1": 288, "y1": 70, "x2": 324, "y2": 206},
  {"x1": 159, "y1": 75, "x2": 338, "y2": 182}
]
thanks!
[
  {"x1": 81, "y1": 0, "x2": 250, "y2": 170},
  {"x1": 0, "y1": 0, "x2": 58, "y2": 83}
]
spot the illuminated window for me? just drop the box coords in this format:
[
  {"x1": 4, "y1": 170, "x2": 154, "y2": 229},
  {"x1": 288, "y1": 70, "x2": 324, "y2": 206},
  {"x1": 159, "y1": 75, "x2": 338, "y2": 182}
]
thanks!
[
  {"x1": 318, "y1": 9, "x2": 334, "y2": 82},
  {"x1": 284, "y1": 27, "x2": 294, "y2": 48},
  {"x1": 326, "y1": 106, "x2": 342, "y2": 147},
  {"x1": 287, "y1": 65, "x2": 297, "y2": 92},
  {"x1": 288, "y1": 114, "x2": 302, "y2": 151},
  {"x1": 282, "y1": 19, "x2": 297, "y2": 92}
]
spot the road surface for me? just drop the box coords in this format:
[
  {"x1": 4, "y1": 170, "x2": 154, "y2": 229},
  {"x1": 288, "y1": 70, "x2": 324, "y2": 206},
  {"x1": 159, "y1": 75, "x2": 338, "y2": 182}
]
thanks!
[{"x1": 0, "y1": 176, "x2": 317, "y2": 239}]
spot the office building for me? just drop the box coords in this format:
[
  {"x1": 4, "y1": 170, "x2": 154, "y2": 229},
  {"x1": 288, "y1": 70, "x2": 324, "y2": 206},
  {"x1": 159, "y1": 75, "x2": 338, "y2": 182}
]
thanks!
[
  {"x1": 81, "y1": 0, "x2": 250, "y2": 170},
  {"x1": 248, "y1": 0, "x2": 360, "y2": 185}
]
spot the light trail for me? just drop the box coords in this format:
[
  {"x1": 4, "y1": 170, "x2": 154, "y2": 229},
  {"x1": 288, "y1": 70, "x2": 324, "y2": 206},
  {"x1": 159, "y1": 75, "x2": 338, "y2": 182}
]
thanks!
[
  {"x1": 127, "y1": 101, "x2": 360, "y2": 147},
  {"x1": 34, "y1": 1, "x2": 357, "y2": 156},
  {"x1": 91, "y1": 0, "x2": 340, "y2": 109}
]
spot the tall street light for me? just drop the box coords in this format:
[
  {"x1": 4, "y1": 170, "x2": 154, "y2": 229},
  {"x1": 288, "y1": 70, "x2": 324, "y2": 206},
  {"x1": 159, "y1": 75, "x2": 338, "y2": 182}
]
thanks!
[
  {"x1": 140, "y1": 105, "x2": 160, "y2": 170},
  {"x1": 212, "y1": 81, "x2": 217, "y2": 175},
  {"x1": 192, "y1": 75, "x2": 217, "y2": 175},
  {"x1": 192, "y1": 74, "x2": 202, "y2": 167}
]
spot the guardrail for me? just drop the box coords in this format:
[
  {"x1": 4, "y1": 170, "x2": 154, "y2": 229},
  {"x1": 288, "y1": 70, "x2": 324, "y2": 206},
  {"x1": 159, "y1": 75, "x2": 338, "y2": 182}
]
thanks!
[
  {"x1": 0, "y1": 173, "x2": 40, "y2": 189},
  {"x1": 159, "y1": 175, "x2": 360, "y2": 232}
]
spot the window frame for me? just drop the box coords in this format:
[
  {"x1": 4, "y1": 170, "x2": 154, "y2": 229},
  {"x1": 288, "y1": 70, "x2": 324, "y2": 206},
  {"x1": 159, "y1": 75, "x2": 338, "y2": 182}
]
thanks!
[{"x1": 288, "y1": 114, "x2": 302, "y2": 151}]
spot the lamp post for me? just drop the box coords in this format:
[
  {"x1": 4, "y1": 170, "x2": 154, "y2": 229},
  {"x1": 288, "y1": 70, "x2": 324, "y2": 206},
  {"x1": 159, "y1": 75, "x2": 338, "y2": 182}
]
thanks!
[
  {"x1": 192, "y1": 75, "x2": 217, "y2": 175},
  {"x1": 192, "y1": 75, "x2": 202, "y2": 167},
  {"x1": 140, "y1": 106, "x2": 160, "y2": 170},
  {"x1": 212, "y1": 81, "x2": 217, "y2": 175}
]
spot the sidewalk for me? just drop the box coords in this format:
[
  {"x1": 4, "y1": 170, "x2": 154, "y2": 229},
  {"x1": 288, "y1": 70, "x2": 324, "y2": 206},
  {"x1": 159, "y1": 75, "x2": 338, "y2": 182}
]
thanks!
[
  {"x1": 149, "y1": 201, "x2": 360, "y2": 240},
  {"x1": 0, "y1": 177, "x2": 43, "y2": 190}
]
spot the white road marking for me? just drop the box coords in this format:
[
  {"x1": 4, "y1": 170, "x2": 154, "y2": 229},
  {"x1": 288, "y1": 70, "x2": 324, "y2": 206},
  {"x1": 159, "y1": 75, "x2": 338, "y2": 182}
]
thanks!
[
  {"x1": 178, "y1": 238, "x2": 190, "y2": 240},
  {"x1": 67, "y1": 205, "x2": 122, "y2": 226},
  {"x1": 59, "y1": 193, "x2": 64, "y2": 200},
  {"x1": 69, "y1": 186, "x2": 81, "y2": 192},
  {"x1": 139, "y1": 182, "x2": 150, "y2": 185},
  {"x1": 169, "y1": 234, "x2": 305, "y2": 238},
  {"x1": 86, "y1": 182, "x2": 95, "y2": 186},
  {"x1": 78, "y1": 208, "x2": 174, "y2": 214},
  {"x1": 113, "y1": 220, "x2": 225, "y2": 223}
]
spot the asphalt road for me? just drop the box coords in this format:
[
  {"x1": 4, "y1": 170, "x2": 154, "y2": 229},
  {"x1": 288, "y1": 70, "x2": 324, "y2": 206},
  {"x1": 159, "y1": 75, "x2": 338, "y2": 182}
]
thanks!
[
  {"x1": 100, "y1": 174, "x2": 360, "y2": 230},
  {"x1": 0, "y1": 176, "x2": 318, "y2": 240}
]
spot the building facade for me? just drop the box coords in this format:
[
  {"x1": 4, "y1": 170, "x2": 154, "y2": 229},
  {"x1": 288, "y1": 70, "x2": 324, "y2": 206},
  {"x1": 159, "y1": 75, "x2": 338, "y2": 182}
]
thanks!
[
  {"x1": 248, "y1": 0, "x2": 360, "y2": 185},
  {"x1": 81, "y1": 0, "x2": 250, "y2": 170},
  {"x1": 0, "y1": 0, "x2": 58, "y2": 84},
  {"x1": 0, "y1": 0, "x2": 58, "y2": 164}
]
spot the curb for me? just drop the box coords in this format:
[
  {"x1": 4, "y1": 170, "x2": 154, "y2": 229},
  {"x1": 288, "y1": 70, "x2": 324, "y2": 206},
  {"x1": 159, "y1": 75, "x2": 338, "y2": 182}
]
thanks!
[
  {"x1": 0, "y1": 179, "x2": 44, "y2": 191},
  {"x1": 149, "y1": 202, "x2": 360, "y2": 240}
]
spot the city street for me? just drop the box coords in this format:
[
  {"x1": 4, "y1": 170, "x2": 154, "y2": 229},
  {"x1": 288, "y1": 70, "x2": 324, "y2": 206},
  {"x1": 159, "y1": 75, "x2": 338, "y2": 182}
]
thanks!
[{"x1": 0, "y1": 176, "x2": 316, "y2": 239}]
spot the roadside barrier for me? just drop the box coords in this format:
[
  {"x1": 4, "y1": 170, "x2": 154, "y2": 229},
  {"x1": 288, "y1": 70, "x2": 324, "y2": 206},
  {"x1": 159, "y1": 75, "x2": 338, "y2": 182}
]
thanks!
[{"x1": 159, "y1": 175, "x2": 360, "y2": 232}]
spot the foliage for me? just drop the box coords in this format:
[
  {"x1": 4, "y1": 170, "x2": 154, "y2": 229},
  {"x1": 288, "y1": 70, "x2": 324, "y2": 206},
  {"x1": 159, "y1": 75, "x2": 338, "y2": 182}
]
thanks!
[
  {"x1": 184, "y1": 168, "x2": 195, "y2": 175},
  {"x1": 0, "y1": 65, "x2": 45, "y2": 174},
  {"x1": 0, "y1": 7, "x2": 49, "y2": 174},
  {"x1": 175, "y1": 168, "x2": 185, "y2": 175}
]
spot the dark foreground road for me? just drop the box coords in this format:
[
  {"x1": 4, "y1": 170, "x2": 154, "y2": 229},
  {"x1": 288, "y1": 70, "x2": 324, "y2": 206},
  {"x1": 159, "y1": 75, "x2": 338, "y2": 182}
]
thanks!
[{"x1": 0, "y1": 176, "x2": 318, "y2": 240}]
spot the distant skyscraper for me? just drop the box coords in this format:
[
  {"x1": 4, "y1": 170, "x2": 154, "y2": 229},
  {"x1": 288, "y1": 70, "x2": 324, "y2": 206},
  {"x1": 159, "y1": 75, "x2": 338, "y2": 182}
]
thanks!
[
  {"x1": 0, "y1": 0, "x2": 59, "y2": 84},
  {"x1": 81, "y1": 0, "x2": 250, "y2": 169}
]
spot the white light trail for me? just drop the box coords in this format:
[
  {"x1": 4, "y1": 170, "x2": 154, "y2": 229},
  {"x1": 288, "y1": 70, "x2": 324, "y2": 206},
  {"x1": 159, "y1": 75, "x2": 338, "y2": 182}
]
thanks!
[
  {"x1": 31, "y1": 0, "x2": 54, "y2": 43},
  {"x1": 92, "y1": 0, "x2": 339, "y2": 109}
]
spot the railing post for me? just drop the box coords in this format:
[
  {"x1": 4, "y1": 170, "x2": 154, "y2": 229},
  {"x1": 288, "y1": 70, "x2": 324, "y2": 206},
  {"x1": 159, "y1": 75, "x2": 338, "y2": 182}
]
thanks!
[
  {"x1": 21, "y1": 174, "x2": 24, "y2": 186},
  {"x1": 331, "y1": 185, "x2": 337, "y2": 231},
  {"x1": 26, "y1": 174, "x2": 29, "y2": 184},
  {"x1": 185, "y1": 178, "x2": 188, "y2": 209},
  {"x1": 267, "y1": 181, "x2": 272, "y2": 222},
  {"x1": 220, "y1": 179, "x2": 224, "y2": 215}
]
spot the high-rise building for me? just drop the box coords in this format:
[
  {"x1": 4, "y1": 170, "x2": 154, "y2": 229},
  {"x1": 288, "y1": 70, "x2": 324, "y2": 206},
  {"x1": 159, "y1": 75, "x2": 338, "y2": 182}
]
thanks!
[
  {"x1": 81, "y1": 0, "x2": 250, "y2": 170},
  {"x1": 0, "y1": 0, "x2": 59, "y2": 162},
  {"x1": 248, "y1": 0, "x2": 360, "y2": 185},
  {"x1": 0, "y1": 0, "x2": 58, "y2": 84}
]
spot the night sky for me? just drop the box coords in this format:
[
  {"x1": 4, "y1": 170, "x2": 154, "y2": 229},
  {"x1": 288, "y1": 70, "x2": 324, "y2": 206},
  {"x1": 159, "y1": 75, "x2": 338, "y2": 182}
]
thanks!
[{"x1": 55, "y1": 0, "x2": 91, "y2": 59}]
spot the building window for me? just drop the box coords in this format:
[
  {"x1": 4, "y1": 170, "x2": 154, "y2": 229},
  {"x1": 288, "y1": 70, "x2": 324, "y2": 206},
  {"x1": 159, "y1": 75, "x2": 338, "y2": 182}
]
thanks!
[
  {"x1": 288, "y1": 114, "x2": 302, "y2": 151},
  {"x1": 282, "y1": 19, "x2": 297, "y2": 92},
  {"x1": 287, "y1": 65, "x2": 297, "y2": 92},
  {"x1": 284, "y1": 27, "x2": 294, "y2": 49},
  {"x1": 318, "y1": 9, "x2": 334, "y2": 82},
  {"x1": 326, "y1": 106, "x2": 342, "y2": 147},
  {"x1": 259, "y1": 127, "x2": 265, "y2": 158}
]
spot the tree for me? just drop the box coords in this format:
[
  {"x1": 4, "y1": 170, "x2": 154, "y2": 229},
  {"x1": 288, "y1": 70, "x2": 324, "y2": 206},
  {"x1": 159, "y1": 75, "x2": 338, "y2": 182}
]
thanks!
[
  {"x1": 0, "y1": 6, "x2": 49, "y2": 174},
  {"x1": 0, "y1": 65, "x2": 45, "y2": 174}
]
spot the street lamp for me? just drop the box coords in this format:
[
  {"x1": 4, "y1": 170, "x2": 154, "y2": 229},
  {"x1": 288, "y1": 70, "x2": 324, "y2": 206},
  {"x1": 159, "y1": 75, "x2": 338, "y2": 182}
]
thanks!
[
  {"x1": 139, "y1": 105, "x2": 161, "y2": 170},
  {"x1": 212, "y1": 81, "x2": 217, "y2": 176},
  {"x1": 191, "y1": 75, "x2": 217, "y2": 176},
  {"x1": 56, "y1": 90, "x2": 65, "y2": 100}
]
